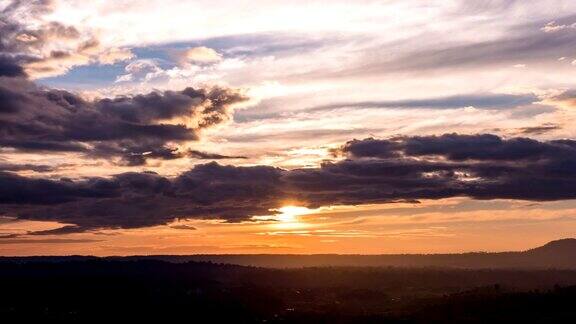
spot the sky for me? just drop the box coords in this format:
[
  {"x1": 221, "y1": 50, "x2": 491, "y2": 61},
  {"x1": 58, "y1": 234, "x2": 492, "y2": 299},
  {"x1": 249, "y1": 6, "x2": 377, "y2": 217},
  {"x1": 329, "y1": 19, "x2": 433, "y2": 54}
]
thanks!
[{"x1": 2, "y1": 0, "x2": 576, "y2": 255}]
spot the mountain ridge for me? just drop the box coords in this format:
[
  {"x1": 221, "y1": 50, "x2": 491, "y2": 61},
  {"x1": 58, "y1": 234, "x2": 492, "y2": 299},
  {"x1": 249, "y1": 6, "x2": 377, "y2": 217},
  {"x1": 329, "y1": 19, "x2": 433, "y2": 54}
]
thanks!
[
  {"x1": 2, "y1": 238, "x2": 576, "y2": 269},
  {"x1": 527, "y1": 238, "x2": 576, "y2": 253}
]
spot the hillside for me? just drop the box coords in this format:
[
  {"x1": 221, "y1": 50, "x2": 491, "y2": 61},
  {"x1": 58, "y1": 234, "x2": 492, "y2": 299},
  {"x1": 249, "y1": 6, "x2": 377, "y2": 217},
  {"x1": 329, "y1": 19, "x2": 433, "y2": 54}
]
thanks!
[{"x1": 2, "y1": 238, "x2": 576, "y2": 269}]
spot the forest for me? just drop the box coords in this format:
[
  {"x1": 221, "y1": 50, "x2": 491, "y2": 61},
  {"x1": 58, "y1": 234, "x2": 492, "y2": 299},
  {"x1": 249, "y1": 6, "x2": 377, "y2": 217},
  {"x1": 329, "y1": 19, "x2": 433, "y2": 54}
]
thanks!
[{"x1": 2, "y1": 258, "x2": 576, "y2": 323}]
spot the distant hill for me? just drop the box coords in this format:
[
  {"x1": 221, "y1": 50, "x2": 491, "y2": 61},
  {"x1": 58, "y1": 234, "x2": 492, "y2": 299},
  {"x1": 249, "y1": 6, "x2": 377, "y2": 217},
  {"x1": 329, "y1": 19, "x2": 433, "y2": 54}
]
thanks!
[
  {"x1": 527, "y1": 238, "x2": 576, "y2": 255},
  {"x1": 2, "y1": 238, "x2": 576, "y2": 269}
]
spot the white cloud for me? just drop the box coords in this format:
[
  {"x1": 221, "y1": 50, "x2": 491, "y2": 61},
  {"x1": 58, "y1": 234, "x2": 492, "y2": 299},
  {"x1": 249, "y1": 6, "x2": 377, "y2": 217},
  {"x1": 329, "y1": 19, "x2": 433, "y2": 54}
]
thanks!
[
  {"x1": 541, "y1": 21, "x2": 576, "y2": 33},
  {"x1": 179, "y1": 46, "x2": 222, "y2": 65},
  {"x1": 115, "y1": 59, "x2": 164, "y2": 83}
]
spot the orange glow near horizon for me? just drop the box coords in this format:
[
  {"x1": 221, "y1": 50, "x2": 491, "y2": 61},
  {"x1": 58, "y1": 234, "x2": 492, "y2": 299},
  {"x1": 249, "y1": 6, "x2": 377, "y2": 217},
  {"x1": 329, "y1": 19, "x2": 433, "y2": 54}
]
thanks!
[{"x1": 3, "y1": 198, "x2": 576, "y2": 256}]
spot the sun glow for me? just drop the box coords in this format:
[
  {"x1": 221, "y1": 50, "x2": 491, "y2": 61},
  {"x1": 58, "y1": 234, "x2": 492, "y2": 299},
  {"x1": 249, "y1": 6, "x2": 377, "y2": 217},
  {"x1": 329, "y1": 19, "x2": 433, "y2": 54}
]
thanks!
[
  {"x1": 277, "y1": 206, "x2": 311, "y2": 222},
  {"x1": 270, "y1": 206, "x2": 313, "y2": 229}
]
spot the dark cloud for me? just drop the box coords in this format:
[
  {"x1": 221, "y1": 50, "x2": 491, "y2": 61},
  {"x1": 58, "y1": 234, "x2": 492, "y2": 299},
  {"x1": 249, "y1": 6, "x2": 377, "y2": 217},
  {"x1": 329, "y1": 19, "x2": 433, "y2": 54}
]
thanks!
[
  {"x1": 340, "y1": 133, "x2": 572, "y2": 162},
  {"x1": 397, "y1": 134, "x2": 565, "y2": 161},
  {"x1": 0, "y1": 77, "x2": 246, "y2": 164},
  {"x1": 1, "y1": 134, "x2": 576, "y2": 234},
  {"x1": 188, "y1": 150, "x2": 247, "y2": 160},
  {"x1": 339, "y1": 138, "x2": 400, "y2": 159},
  {"x1": 169, "y1": 224, "x2": 197, "y2": 230},
  {"x1": 0, "y1": 163, "x2": 55, "y2": 173},
  {"x1": 518, "y1": 124, "x2": 560, "y2": 135},
  {"x1": 0, "y1": 56, "x2": 25, "y2": 77},
  {"x1": 0, "y1": 162, "x2": 285, "y2": 233},
  {"x1": 0, "y1": 171, "x2": 119, "y2": 204},
  {"x1": 0, "y1": 1, "x2": 246, "y2": 165}
]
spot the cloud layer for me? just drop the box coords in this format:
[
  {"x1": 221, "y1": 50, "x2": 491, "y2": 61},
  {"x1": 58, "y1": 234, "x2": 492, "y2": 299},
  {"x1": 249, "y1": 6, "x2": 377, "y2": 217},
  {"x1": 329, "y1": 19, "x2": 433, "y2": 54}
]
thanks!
[
  {"x1": 1, "y1": 1, "x2": 247, "y2": 166},
  {"x1": 1, "y1": 134, "x2": 575, "y2": 234},
  {"x1": 2, "y1": 0, "x2": 576, "y2": 243},
  {"x1": 0, "y1": 75, "x2": 246, "y2": 165},
  {"x1": 1, "y1": 0, "x2": 133, "y2": 78}
]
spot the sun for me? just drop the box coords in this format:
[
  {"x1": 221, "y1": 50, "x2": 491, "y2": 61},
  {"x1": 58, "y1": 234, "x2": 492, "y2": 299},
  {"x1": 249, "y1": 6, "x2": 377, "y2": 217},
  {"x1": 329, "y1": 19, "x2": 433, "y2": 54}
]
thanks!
[
  {"x1": 250, "y1": 206, "x2": 314, "y2": 229},
  {"x1": 277, "y1": 206, "x2": 311, "y2": 223},
  {"x1": 266, "y1": 206, "x2": 313, "y2": 230}
]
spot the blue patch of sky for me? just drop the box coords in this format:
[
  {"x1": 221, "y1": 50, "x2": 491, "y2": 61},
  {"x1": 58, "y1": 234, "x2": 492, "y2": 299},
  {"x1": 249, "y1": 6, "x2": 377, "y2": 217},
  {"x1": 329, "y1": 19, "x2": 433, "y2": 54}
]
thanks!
[
  {"x1": 38, "y1": 33, "x2": 337, "y2": 90},
  {"x1": 38, "y1": 62, "x2": 128, "y2": 90}
]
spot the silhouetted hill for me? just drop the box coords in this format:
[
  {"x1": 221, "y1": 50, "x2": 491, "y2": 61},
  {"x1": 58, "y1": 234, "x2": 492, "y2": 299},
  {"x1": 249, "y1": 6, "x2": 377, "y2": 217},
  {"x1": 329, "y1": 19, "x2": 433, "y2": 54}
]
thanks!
[
  {"x1": 518, "y1": 238, "x2": 576, "y2": 269},
  {"x1": 2, "y1": 239, "x2": 576, "y2": 269},
  {"x1": 527, "y1": 238, "x2": 576, "y2": 254},
  {"x1": 118, "y1": 238, "x2": 576, "y2": 269}
]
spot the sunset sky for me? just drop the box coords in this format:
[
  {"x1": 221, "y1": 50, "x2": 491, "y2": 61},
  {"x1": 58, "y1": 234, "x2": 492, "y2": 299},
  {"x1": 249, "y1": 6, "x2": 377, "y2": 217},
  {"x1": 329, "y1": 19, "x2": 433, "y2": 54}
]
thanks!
[{"x1": 2, "y1": 0, "x2": 576, "y2": 255}]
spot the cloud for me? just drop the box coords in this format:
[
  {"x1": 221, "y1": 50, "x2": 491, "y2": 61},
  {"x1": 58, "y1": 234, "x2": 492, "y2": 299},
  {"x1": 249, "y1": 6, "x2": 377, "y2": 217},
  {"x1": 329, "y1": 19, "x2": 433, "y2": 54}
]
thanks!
[
  {"x1": 0, "y1": 238, "x2": 102, "y2": 244},
  {"x1": 115, "y1": 59, "x2": 164, "y2": 83},
  {"x1": 169, "y1": 224, "x2": 197, "y2": 230},
  {"x1": 0, "y1": 1, "x2": 247, "y2": 167},
  {"x1": 101, "y1": 148, "x2": 247, "y2": 167},
  {"x1": 0, "y1": 76, "x2": 247, "y2": 165},
  {"x1": 0, "y1": 162, "x2": 285, "y2": 233},
  {"x1": 288, "y1": 134, "x2": 576, "y2": 205},
  {"x1": 333, "y1": 16, "x2": 576, "y2": 78},
  {"x1": 113, "y1": 47, "x2": 225, "y2": 85},
  {"x1": 0, "y1": 56, "x2": 26, "y2": 77},
  {"x1": 234, "y1": 92, "x2": 541, "y2": 125},
  {"x1": 178, "y1": 46, "x2": 222, "y2": 65},
  {"x1": 187, "y1": 150, "x2": 247, "y2": 160},
  {"x1": 396, "y1": 31, "x2": 575, "y2": 71},
  {"x1": 0, "y1": 0, "x2": 133, "y2": 78},
  {"x1": 309, "y1": 93, "x2": 538, "y2": 112},
  {"x1": 0, "y1": 163, "x2": 55, "y2": 173},
  {"x1": 517, "y1": 124, "x2": 560, "y2": 135},
  {"x1": 545, "y1": 89, "x2": 576, "y2": 109},
  {"x1": 541, "y1": 21, "x2": 576, "y2": 33},
  {"x1": 340, "y1": 133, "x2": 572, "y2": 161},
  {"x1": 97, "y1": 47, "x2": 134, "y2": 65},
  {"x1": 2, "y1": 134, "x2": 576, "y2": 234}
]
